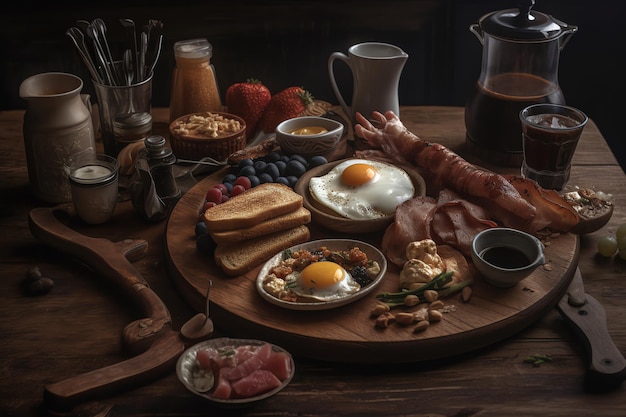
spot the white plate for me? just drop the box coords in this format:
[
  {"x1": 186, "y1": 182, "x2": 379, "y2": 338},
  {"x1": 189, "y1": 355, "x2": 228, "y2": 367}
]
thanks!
[
  {"x1": 256, "y1": 238, "x2": 387, "y2": 311},
  {"x1": 176, "y1": 337, "x2": 295, "y2": 407}
]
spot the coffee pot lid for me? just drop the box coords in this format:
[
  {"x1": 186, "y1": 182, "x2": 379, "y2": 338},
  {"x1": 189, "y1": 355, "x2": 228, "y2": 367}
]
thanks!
[{"x1": 479, "y1": 0, "x2": 570, "y2": 41}]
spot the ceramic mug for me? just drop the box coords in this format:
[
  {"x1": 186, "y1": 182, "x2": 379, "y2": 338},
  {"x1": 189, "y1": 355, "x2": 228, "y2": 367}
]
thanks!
[{"x1": 328, "y1": 42, "x2": 408, "y2": 124}]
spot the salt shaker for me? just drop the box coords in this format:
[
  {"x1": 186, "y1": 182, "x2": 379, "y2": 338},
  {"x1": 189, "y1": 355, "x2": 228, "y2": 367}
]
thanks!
[{"x1": 169, "y1": 38, "x2": 222, "y2": 122}]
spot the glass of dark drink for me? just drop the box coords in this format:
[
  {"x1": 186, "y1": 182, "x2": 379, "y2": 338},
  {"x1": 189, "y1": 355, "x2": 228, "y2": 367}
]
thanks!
[{"x1": 520, "y1": 104, "x2": 588, "y2": 190}]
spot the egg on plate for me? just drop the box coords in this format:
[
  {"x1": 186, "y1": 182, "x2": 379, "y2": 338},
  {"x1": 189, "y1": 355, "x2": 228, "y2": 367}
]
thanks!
[
  {"x1": 284, "y1": 261, "x2": 360, "y2": 302},
  {"x1": 308, "y1": 159, "x2": 415, "y2": 220}
]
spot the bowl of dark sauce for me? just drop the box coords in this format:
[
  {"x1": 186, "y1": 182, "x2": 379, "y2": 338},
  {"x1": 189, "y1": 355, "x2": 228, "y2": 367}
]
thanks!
[{"x1": 471, "y1": 228, "x2": 545, "y2": 288}]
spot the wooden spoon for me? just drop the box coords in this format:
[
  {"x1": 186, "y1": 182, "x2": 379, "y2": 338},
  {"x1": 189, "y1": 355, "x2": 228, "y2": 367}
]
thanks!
[{"x1": 181, "y1": 280, "x2": 214, "y2": 341}]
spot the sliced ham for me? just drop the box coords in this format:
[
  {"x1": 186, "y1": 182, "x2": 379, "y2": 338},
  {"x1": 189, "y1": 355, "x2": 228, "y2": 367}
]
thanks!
[
  {"x1": 221, "y1": 342, "x2": 272, "y2": 381},
  {"x1": 231, "y1": 369, "x2": 282, "y2": 398},
  {"x1": 382, "y1": 196, "x2": 437, "y2": 267},
  {"x1": 432, "y1": 189, "x2": 498, "y2": 257},
  {"x1": 262, "y1": 351, "x2": 293, "y2": 380},
  {"x1": 505, "y1": 175, "x2": 580, "y2": 233},
  {"x1": 212, "y1": 373, "x2": 233, "y2": 399}
]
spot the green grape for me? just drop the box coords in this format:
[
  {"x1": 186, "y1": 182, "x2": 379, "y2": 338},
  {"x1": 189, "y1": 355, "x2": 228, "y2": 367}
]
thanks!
[
  {"x1": 619, "y1": 249, "x2": 626, "y2": 261},
  {"x1": 616, "y1": 223, "x2": 626, "y2": 242},
  {"x1": 597, "y1": 236, "x2": 618, "y2": 257},
  {"x1": 618, "y1": 236, "x2": 626, "y2": 252}
]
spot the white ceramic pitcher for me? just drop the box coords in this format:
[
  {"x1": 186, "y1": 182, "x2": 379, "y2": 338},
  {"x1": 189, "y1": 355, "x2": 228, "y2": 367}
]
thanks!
[
  {"x1": 20, "y1": 72, "x2": 96, "y2": 203},
  {"x1": 328, "y1": 42, "x2": 408, "y2": 124}
]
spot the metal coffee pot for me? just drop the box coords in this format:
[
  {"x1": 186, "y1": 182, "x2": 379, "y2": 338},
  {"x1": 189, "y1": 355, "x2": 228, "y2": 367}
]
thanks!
[{"x1": 464, "y1": 0, "x2": 578, "y2": 166}]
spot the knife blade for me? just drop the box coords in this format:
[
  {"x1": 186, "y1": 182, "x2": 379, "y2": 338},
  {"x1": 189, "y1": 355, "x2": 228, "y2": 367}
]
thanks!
[{"x1": 556, "y1": 267, "x2": 626, "y2": 392}]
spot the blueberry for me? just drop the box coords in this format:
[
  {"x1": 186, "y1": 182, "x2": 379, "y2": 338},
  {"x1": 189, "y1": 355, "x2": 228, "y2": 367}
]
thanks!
[
  {"x1": 222, "y1": 182, "x2": 233, "y2": 193},
  {"x1": 253, "y1": 160, "x2": 267, "y2": 173},
  {"x1": 222, "y1": 173, "x2": 237, "y2": 184},
  {"x1": 264, "y1": 162, "x2": 280, "y2": 179},
  {"x1": 290, "y1": 154, "x2": 308, "y2": 167},
  {"x1": 248, "y1": 175, "x2": 261, "y2": 187},
  {"x1": 238, "y1": 158, "x2": 254, "y2": 167},
  {"x1": 265, "y1": 151, "x2": 281, "y2": 163},
  {"x1": 259, "y1": 173, "x2": 274, "y2": 184},
  {"x1": 238, "y1": 165, "x2": 256, "y2": 177},
  {"x1": 308, "y1": 155, "x2": 328, "y2": 168},
  {"x1": 194, "y1": 221, "x2": 208, "y2": 237},
  {"x1": 286, "y1": 160, "x2": 306, "y2": 177},
  {"x1": 196, "y1": 233, "x2": 216, "y2": 255},
  {"x1": 280, "y1": 155, "x2": 290, "y2": 163},
  {"x1": 286, "y1": 176, "x2": 299, "y2": 188},
  {"x1": 275, "y1": 176, "x2": 290, "y2": 186},
  {"x1": 275, "y1": 160, "x2": 287, "y2": 175}
]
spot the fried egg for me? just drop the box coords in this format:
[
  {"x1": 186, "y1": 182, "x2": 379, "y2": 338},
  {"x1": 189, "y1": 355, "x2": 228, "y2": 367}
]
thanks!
[
  {"x1": 309, "y1": 159, "x2": 415, "y2": 220},
  {"x1": 286, "y1": 261, "x2": 360, "y2": 302}
]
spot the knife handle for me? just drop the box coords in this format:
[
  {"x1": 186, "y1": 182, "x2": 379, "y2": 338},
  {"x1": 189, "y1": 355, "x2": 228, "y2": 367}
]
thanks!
[{"x1": 557, "y1": 293, "x2": 626, "y2": 392}]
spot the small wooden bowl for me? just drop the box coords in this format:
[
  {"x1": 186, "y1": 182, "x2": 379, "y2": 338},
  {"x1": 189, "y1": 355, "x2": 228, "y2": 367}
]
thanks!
[
  {"x1": 294, "y1": 159, "x2": 426, "y2": 234},
  {"x1": 169, "y1": 112, "x2": 246, "y2": 161},
  {"x1": 570, "y1": 204, "x2": 614, "y2": 235}
]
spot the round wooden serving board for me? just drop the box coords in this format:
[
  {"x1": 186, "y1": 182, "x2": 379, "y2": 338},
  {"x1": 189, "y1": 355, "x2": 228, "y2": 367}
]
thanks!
[{"x1": 165, "y1": 170, "x2": 580, "y2": 364}]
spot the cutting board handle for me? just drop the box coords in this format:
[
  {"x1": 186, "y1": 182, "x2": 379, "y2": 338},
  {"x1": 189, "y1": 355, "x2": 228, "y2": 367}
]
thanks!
[{"x1": 28, "y1": 205, "x2": 172, "y2": 353}]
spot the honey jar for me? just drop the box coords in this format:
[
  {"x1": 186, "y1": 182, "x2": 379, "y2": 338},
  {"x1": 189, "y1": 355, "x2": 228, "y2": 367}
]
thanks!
[{"x1": 169, "y1": 38, "x2": 222, "y2": 123}]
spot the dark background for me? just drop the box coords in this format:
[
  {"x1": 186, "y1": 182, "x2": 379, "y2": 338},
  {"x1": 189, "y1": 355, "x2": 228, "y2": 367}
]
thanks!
[{"x1": 2, "y1": 0, "x2": 624, "y2": 170}]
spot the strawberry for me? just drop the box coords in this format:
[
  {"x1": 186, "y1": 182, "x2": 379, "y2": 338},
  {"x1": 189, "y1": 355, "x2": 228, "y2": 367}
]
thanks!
[
  {"x1": 257, "y1": 86, "x2": 314, "y2": 133},
  {"x1": 225, "y1": 79, "x2": 272, "y2": 139}
]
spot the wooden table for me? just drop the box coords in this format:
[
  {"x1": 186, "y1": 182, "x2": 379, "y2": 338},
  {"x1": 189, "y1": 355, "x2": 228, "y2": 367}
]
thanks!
[{"x1": 1, "y1": 107, "x2": 624, "y2": 417}]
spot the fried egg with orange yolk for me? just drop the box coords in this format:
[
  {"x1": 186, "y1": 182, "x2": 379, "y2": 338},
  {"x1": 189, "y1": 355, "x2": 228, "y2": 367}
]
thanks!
[
  {"x1": 309, "y1": 159, "x2": 415, "y2": 220},
  {"x1": 286, "y1": 261, "x2": 360, "y2": 302}
]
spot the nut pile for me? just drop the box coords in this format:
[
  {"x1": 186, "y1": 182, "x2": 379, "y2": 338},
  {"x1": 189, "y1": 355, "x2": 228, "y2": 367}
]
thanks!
[
  {"x1": 173, "y1": 112, "x2": 242, "y2": 138},
  {"x1": 370, "y1": 286, "x2": 471, "y2": 334}
]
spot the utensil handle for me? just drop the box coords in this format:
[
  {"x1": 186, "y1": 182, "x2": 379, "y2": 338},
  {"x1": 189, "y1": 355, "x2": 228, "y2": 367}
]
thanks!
[{"x1": 557, "y1": 293, "x2": 626, "y2": 392}]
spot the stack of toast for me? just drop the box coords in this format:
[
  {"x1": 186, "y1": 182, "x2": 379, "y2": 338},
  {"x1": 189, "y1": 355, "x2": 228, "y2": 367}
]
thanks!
[{"x1": 203, "y1": 182, "x2": 311, "y2": 276}]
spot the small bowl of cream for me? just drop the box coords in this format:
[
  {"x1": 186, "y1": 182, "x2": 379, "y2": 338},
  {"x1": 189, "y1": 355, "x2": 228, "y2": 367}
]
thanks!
[
  {"x1": 275, "y1": 116, "x2": 344, "y2": 157},
  {"x1": 471, "y1": 228, "x2": 545, "y2": 288}
]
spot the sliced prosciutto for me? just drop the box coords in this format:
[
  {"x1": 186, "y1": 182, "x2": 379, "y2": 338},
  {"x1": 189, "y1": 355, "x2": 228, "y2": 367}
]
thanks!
[{"x1": 382, "y1": 196, "x2": 438, "y2": 267}]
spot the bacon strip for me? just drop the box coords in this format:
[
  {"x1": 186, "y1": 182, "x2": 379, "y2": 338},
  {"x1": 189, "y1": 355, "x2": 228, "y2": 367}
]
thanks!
[{"x1": 355, "y1": 111, "x2": 537, "y2": 229}]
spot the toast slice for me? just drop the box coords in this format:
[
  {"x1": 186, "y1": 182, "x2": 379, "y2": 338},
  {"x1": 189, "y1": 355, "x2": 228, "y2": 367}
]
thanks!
[
  {"x1": 214, "y1": 225, "x2": 310, "y2": 276},
  {"x1": 210, "y1": 206, "x2": 311, "y2": 245},
  {"x1": 203, "y1": 183, "x2": 304, "y2": 232}
]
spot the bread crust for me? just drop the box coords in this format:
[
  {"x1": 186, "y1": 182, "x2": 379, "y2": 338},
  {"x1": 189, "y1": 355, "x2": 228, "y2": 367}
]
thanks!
[
  {"x1": 210, "y1": 207, "x2": 311, "y2": 245},
  {"x1": 203, "y1": 183, "x2": 304, "y2": 232},
  {"x1": 214, "y1": 225, "x2": 311, "y2": 276}
]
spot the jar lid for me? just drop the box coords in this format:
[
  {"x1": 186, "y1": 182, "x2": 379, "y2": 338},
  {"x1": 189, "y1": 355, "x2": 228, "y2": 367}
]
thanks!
[
  {"x1": 478, "y1": 2, "x2": 572, "y2": 41},
  {"x1": 174, "y1": 38, "x2": 212, "y2": 59}
]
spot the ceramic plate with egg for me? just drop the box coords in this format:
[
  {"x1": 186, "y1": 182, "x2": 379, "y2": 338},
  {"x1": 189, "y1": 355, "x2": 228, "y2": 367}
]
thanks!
[
  {"x1": 294, "y1": 158, "x2": 426, "y2": 233},
  {"x1": 256, "y1": 239, "x2": 387, "y2": 311}
]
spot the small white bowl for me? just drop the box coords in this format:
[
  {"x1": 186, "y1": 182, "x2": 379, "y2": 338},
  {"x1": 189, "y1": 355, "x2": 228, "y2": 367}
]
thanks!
[
  {"x1": 470, "y1": 228, "x2": 545, "y2": 288},
  {"x1": 275, "y1": 116, "x2": 344, "y2": 157},
  {"x1": 176, "y1": 338, "x2": 295, "y2": 407}
]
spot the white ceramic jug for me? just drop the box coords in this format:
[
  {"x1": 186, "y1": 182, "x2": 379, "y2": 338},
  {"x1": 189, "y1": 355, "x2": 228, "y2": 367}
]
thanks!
[
  {"x1": 328, "y1": 42, "x2": 408, "y2": 124},
  {"x1": 20, "y1": 72, "x2": 96, "y2": 203}
]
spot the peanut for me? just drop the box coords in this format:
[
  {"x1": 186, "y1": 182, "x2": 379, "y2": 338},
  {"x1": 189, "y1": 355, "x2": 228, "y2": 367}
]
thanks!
[
  {"x1": 461, "y1": 286, "x2": 472, "y2": 303},
  {"x1": 404, "y1": 294, "x2": 420, "y2": 307},
  {"x1": 370, "y1": 303, "x2": 390, "y2": 317},
  {"x1": 375, "y1": 312, "x2": 395, "y2": 329},
  {"x1": 395, "y1": 312, "x2": 415, "y2": 326},
  {"x1": 413, "y1": 320, "x2": 430, "y2": 333},
  {"x1": 428, "y1": 300, "x2": 445, "y2": 310},
  {"x1": 428, "y1": 309, "x2": 443, "y2": 322},
  {"x1": 423, "y1": 289, "x2": 439, "y2": 302}
]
